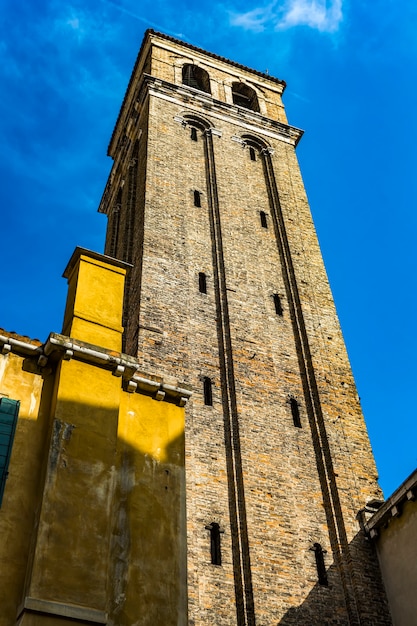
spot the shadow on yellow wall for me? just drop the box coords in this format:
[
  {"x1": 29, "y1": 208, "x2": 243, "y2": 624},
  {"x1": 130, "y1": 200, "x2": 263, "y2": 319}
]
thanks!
[{"x1": 0, "y1": 373, "x2": 186, "y2": 626}]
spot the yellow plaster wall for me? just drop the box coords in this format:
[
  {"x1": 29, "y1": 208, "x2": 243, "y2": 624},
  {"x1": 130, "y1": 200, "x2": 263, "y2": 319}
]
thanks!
[
  {"x1": 0, "y1": 350, "x2": 52, "y2": 626},
  {"x1": 1, "y1": 350, "x2": 187, "y2": 625},
  {"x1": 16, "y1": 363, "x2": 187, "y2": 625},
  {"x1": 62, "y1": 253, "x2": 127, "y2": 351},
  {"x1": 110, "y1": 392, "x2": 186, "y2": 625},
  {"x1": 24, "y1": 359, "x2": 121, "y2": 611},
  {"x1": 21, "y1": 250, "x2": 128, "y2": 619}
]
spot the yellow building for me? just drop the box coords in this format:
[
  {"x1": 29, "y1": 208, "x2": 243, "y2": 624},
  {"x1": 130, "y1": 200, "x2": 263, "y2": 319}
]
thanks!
[{"x1": 0, "y1": 248, "x2": 191, "y2": 625}]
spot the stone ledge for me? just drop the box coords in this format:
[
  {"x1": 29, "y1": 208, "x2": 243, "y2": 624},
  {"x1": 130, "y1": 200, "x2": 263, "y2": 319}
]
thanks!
[{"x1": 19, "y1": 597, "x2": 107, "y2": 623}]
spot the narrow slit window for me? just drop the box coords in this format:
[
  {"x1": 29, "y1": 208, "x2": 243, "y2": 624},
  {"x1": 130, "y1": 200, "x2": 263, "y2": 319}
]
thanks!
[
  {"x1": 109, "y1": 188, "x2": 123, "y2": 257},
  {"x1": 273, "y1": 293, "x2": 283, "y2": 316},
  {"x1": 190, "y1": 127, "x2": 198, "y2": 141},
  {"x1": 198, "y1": 272, "x2": 207, "y2": 294},
  {"x1": 206, "y1": 523, "x2": 222, "y2": 565},
  {"x1": 313, "y1": 543, "x2": 328, "y2": 586},
  {"x1": 249, "y1": 146, "x2": 256, "y2": 161},
  {"x1": 203, "y1": 377, "x2": 213, "y2": 406},
  {"x1": 290, "y1": 398, "x2": 301, "y2": 428},
  {"x1": 260, "y1": 211, "x2": 268, "y2": 228},
  {"x1": 109, "y1": 207, "x2": 120, "y2": 257},
  {"x1": 194, "y1": 190, "x2": 201, "y2": 207}
]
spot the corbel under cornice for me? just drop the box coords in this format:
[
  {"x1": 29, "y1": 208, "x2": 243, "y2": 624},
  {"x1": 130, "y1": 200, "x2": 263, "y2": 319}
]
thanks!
[{"x1": 0, "y1": 331, "x2": 192, "y2": 407}]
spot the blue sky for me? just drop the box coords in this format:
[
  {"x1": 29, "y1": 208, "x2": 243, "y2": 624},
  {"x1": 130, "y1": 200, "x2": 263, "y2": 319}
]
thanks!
[{"x1": 1, "y1": 0, "x2": 416, "y2": 497}]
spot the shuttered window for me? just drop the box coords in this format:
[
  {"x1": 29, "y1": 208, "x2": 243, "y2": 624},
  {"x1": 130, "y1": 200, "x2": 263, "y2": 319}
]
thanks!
[{"x1": 0, "y1": 398, "x2": 20, "y2": 506}]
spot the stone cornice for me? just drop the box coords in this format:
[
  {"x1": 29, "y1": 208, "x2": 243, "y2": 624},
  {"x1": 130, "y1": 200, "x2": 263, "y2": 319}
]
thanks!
[
  {"x1": 18, "y1": 597, "x2": 107, "y2": 624},
  {"x1": 63, "y1": 247, "x2": 132, "y2": 279},
  {"x1": 146, "y1": 75, "x2": 302, "y2": 145},
  {"x1": 99, "y1": 75, "x2": 303, "y2": 215},
  {"x1": 148, "y1": 74, "x2": 302, "y2": 144},
  {"x1": 0, "y1": 331, "x2": 192, "y2": 407}
]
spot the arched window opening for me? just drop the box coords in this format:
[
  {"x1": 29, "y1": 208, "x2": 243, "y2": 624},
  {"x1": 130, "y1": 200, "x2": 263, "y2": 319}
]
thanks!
[
  {"x1": 312, "y1": 543, "x2": 328, "y2": 586},
  {"x1": 182, "y1": 64, "x2": 211, "y2": 94},
  {"x1": 273, "y1": 293, "x2": 283, "y2": 316},
  {"x1": 260, "y1": 211, "x2": 268, "y2": 228},
  {"x1": 290, "y1": 397, "x2": 301, "y2": 428},
  {"x1": 249, "y1": 146, "x2": 256, "y2": 161},
  {"x1": 205, "y1": 522, "x2": 222, "y2": 565},
  {"x1": 203, "y1": 377, "x2": 213, "y2": 406},
  {"x1": 232, "y1": 83, "x2": 260, "y2": 112},
  {"x1": 183, "y1": 114, "x2": 212, "y2": 134},
  {"x1": 242, "y1": 134, "x2": 269, "y2": 154},
  {"x1": 198, "y1": 272, "x2": 207, "y2": 294},
  {"x1": 190, "y1": 127, "x2": 198, "y2": 141},
  {"x1": 109, "y1": 209, "x2": 119, "y2": 258},
  {"x1": 194, "y1": 190, "x2": 201, "y2": 207}
]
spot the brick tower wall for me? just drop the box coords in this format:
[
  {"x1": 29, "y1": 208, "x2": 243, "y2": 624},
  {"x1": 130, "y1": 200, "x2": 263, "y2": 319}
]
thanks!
[{"x1": 99, "y1": 31, "x2": 391, "y2": 626}]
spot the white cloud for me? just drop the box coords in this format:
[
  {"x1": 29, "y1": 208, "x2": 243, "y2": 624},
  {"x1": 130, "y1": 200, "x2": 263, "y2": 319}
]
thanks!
[
  {"x1": 230, "y1": 0, "x2": 343, "y2": 34},
  {"x1": 279, "y1": 0, "x2": 342, "y2": 32},
  {"x1": 230, "y1": 4, "x2": 276, "y2": 32},
  {"x1": 66, "y1": 16, "x2": 81, "y2": 30}
]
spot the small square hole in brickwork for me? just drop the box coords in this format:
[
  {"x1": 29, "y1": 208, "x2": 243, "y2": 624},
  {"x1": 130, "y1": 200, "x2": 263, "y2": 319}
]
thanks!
[
  {"x1": 191, "y1": 127, "x2": 198, "y2": 141},
  {"x1": 260, "y1": 211, "x2": 268, "y2": 228}
]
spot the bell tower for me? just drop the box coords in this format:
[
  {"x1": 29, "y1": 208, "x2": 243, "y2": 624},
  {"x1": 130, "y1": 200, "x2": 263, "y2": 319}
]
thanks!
[{"x1": 99, "y1": 30, "x2": 391, "y2": 626}]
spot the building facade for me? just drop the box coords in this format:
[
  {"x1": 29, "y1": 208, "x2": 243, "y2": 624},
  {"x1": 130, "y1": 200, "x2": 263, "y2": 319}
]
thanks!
[{"x1": 0, "y1": 30, "x2": 391, "y2": 625}]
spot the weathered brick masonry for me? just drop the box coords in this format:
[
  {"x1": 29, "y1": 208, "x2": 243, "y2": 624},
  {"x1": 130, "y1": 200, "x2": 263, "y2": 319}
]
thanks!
[{"x1": 99, "y1": 30, "x2": 391, "y2": 625}]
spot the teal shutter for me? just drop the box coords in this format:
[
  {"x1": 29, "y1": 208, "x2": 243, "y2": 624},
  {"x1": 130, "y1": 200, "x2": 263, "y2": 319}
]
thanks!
[{"x1": 0, "y1": 398, "x2": 20, "y2": 506}]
